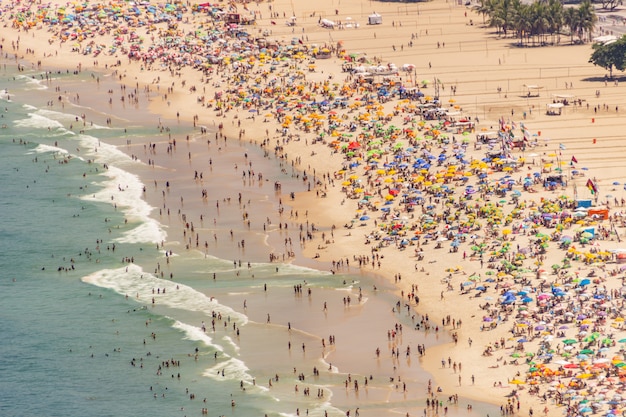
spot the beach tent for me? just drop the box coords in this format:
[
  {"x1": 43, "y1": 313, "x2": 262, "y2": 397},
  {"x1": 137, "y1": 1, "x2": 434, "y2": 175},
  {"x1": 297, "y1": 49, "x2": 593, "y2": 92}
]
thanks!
[
  {"x1": 523, "y1": 84, "x2": 543, "y2": 97},
  {"x1": 546, "y1": 102, "x2": 563, "y2": 115},
  {"x1": 368, "y1": 13, "x2": 382, "y2": 25},
  {"x1": 588, "y1": 208, "x2": 609, "y2": 220},
  {"x1": 583, "y1": 227, "x2": 596, "y2": 238},
  {"x1": 320, "y1": 19, "x2": 335, "y2": 28},
  {"x1": 552, "y1": 94, "x2": 575, "y2": 104}
]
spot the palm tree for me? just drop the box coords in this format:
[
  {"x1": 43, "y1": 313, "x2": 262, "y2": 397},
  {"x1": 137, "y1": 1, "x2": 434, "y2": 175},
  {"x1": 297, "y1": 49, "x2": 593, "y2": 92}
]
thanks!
[
  {"x1": 513, "y1": 3, "x2": 533, "y2": 45},
  {"x1": 545, "y1": 0, "x2": 564, "y2": 45},
  {"x1": 499, "y1": 0, "x2": 520, "y2": 37},
  {"x1": 563, "y1": 6, "x2": 579, "y2": 44},
  {"x1": 577, "y1": 0, "x2": 598, "y2": 43},
  {"x1": 530, "y1": 1, "x2": 549, "y2": 45},
  {"x1": 477, "y1": 0, "x2": 575, "y2": 45},
  {"x1": 473, "y1": 0, "x2": 493, "y2": 24}
]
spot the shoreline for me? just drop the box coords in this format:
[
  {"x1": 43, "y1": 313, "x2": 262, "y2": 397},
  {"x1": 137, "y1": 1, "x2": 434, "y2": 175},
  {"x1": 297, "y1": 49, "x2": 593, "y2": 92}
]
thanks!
[{"x1": 6, "y1": 0, "x2": 626, "y2": 415}]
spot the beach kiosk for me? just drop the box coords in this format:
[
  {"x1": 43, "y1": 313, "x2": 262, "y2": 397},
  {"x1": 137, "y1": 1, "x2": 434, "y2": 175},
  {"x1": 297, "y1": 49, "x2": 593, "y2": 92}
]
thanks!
[
  {"x1": 523, "y1": 84, "x2": 543, "y2": 97},
  {"x1": 546, "y1": 102, "x2": 563, "y2": 115},
  {"x1": 368, "y1": 13, "x2": 382, "y2": 25},
  {"x1": 551, "y1": 94, "x2": 575, "y2": 105}
]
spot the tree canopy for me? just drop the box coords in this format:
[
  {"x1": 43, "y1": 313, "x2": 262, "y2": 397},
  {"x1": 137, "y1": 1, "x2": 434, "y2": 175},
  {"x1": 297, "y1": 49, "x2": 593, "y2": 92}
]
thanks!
[
  {"x1": 599, "y1": 0, "x2": 620, "y2": 12},
  {"x1": 589, "y1": 36, "x2": 626, "y2": 78},
  {"x1": 473, "y1": 0, "x2": 597, "y2": 46}
]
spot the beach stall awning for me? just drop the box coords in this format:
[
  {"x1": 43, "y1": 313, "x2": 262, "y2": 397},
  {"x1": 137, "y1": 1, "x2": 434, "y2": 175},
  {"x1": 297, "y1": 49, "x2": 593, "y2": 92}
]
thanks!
[{"x1": 368, "y1": 13, "x2": 382, "y2": 25}]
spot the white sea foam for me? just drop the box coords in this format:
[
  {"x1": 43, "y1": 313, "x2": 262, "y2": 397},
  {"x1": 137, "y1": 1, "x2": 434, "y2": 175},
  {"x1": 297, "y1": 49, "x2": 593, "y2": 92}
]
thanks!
[
  {"x1": 35, "y1": 108, "x2": 79, "y2": 124},
  {"x1": 15, "y1": 74, "x2": 48, "y2": 91},
  {"x1": 19, "y1": 107, "x2": 162, "y2": 245},
  {"x1": 221, "y1": 335, "x2": 240, "y2": 354},
  {"x1": 14, "y1": 112, "x2": 65, "y2": 130},
  {"x1": 202, "y1": 357, "x2": 253, "y2": 383},
  {"x1": 249, "y1": 262, "x2": 332, "y2": 278},
  {"x1": 82, "y1": 165, "x2": 166, "y2": 244},
  {"x1": 275, "y1": 263, "x2": 333, "y2": 277},
  {"x1": 85, "y1": 123, "x2": 113, "y2": 130},
  {"x1": 82, "y1": 264, "x2": 248, "y2": 325},
  {"x1": 54, "y1": 132, "x2": 164, "y2": 244},
  {"x1": 23, "y1": 104, "x2": 37, "y2": 111},
  {"x1": 171, "y1": 320, "x2": 223, "y2": 351},
  {"x1": 78, "y1": 134, "x2": 132, "y2": 166},
  {"x1": 31, "y1": 144, "x2": 70, "y2": 156},
  {"x1": 0, "y1": 89, "x2": 11, "y2": 101}
]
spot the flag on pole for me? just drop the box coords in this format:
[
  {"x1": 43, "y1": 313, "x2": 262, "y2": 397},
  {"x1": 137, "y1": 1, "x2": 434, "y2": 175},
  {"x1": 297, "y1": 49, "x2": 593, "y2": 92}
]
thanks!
[
  {"x1": 586, "y1": 179, "x2": 597, "y2": 194},
  {"x1": 571, "y1": 155, "x2": 578, "y2": 163}
]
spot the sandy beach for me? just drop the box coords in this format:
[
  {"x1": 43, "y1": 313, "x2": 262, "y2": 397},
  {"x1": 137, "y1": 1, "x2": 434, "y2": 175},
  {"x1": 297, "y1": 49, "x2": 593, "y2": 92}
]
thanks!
[{"x1": 6, "y1": 0, "x2": 626, "y2": 415}]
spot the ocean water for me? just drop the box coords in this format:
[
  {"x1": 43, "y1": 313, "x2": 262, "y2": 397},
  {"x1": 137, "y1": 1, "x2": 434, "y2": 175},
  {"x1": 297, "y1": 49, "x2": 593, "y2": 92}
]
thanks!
[{"x1": 0, "y1": 65, "x2": 499, "y2": 417}]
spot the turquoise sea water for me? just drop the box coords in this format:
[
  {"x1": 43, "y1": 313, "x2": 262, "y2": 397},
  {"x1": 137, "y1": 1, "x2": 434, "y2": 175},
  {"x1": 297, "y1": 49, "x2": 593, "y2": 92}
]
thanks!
[{"x1": 0, "y1": 64, "x2": 499, "y2": 417}]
